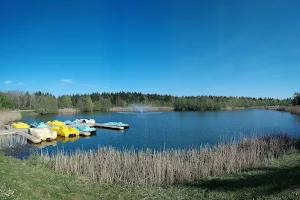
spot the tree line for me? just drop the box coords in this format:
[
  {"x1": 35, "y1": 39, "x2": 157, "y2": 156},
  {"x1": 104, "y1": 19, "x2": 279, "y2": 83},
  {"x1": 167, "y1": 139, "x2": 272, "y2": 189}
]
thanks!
[
  {"x1": 293, "y1": 92, "x2": 300, "y2": 106},
  {"x1": 0, "y1": 90, "x2": 295, "y2": 114}
]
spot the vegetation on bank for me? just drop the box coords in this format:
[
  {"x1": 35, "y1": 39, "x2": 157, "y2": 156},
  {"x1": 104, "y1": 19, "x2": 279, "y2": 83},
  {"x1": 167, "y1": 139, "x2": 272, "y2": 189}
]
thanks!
[
  {"x1": 0, "y1": 90, "x2": 296, "y2": 114},
  {"x1": 0, "y1": 111, "x2": 21, "y2": 129},
  {"x1": 57, "y1": 108, "x2": 79, "y2": 114},
  {"x1": 35, "y1": 135, "x2": 295, "y2": 186},
  {"x1": 20, "y1": 110, "x2": 38, "y2": 116},
  {"x1": 293, "y1": 92, "x2": 300, "y2": 106},
  {"x1": 267, "y1": 106, "x2": 300, "y2": 115},
  {"x1": 1, "y1": 137, "x2": 300, "y2": 199}
]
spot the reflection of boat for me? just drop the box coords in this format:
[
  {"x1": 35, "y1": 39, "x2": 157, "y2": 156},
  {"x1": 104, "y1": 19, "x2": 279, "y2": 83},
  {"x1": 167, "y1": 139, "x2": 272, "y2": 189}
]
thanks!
[
  {"x1": 51, "y1": 126, "x2": 79, "y2": 137},
  {"x1": 56, "y1": 136, "x2": 80, "y2": 143},
  {"x1": 32, "y1": 140, "x2": 57, "y2": 148},
  {"x1": 12, "y1": 122, "x2": 30, "y2": 129},
  {"x1": 30, "y1": 128, "x2": 57, "y2": 141}
]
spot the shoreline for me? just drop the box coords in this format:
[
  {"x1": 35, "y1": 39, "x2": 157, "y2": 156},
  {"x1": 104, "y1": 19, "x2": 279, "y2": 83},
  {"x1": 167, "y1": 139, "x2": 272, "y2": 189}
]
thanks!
[
  {"x1": 109, "y1": 106, "x2": 174, "y2": 112},
  {"x1": 265, "y1": 106, "x2": 300, "y2": 115}
]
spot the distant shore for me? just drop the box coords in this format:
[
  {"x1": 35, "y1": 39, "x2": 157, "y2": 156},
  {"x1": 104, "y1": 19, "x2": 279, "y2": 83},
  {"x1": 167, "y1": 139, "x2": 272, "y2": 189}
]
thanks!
[{"x1": 109, "y1": 106, "x2": 174, "y2": 112}]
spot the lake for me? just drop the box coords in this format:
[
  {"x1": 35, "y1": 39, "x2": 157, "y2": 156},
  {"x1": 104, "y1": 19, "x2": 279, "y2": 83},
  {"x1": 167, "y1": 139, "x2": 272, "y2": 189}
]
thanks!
[{"x1": 4, "y1": 109, "x2": 300, "y2": 157}]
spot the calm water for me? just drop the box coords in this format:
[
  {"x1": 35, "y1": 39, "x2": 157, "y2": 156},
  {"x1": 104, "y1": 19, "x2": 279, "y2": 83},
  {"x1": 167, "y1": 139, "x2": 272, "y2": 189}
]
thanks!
[{"x1": 6, "y1": 109, "x2": 300, "y2": 156}]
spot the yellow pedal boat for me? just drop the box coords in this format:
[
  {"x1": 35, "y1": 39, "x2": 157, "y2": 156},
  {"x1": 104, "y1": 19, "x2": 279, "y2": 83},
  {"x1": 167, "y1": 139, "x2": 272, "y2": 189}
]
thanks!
[
  {"x1": 46, "y1": 120, "x2": 65, "y2": 127},
  {"x1": 12, "y1": 122, "x2": 30, "y2": 129},
  {"x1": 51, "y1": 126, "x2": 80, "y2": 137}
]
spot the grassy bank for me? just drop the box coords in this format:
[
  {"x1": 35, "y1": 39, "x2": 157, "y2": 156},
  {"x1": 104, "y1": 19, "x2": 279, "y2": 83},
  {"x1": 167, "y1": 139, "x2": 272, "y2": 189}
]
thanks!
[
  {"x1": 0, "y1": 111, "x2": 21, "y2": 129},
  {"x1": 1, "y1": 150, "x2": 300, "y2": 199},
  {"x1": 20, "y1": 110, "x2": 38, "y2": 116},
  {"x1": 267, "y1": 106, "x2": 300, "y2": 115},
  {"x1": 36, "y1": 135, "x2": 295, "y2": 186}
]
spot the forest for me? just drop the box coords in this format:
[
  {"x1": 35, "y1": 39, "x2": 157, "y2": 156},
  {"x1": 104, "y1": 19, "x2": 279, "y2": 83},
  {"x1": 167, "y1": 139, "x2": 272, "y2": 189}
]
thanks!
[{"x1": 0, "y1": 90, "x2": 296, "y2": 114}]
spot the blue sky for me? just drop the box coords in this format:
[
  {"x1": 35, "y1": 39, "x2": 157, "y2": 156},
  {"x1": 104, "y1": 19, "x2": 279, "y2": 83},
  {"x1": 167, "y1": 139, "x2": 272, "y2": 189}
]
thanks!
[{"x1": 0, "y1": 0, "x2": 299, "y2": 98}]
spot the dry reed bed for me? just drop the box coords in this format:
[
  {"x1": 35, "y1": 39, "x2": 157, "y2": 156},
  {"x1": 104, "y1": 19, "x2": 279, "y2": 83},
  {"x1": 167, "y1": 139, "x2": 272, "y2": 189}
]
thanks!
[
  {"x1": 58, "y1": 108, "x2": 79, "y2": 114},
  {"x1": 37, "y1": 135, "x2": 295, "y2": 186},
  {"x1": 267, "y1": 106, "x2": 300, "y2": 115},
  {"x1": 0, "y1": 111, "x2": 21, "y2": 129}
]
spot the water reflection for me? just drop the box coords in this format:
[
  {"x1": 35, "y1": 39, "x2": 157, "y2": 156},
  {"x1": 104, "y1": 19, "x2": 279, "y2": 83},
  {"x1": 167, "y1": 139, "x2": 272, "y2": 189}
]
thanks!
[
  {"x1": 0, "y1": 134, "x2": 27, "y2": 148},
  {"x1": 32, "y1": 140, "x2": 57, "y2": 149},
  {"x1": 297, "y1": 115, "x2": 300, "y2": 124},
  {"x1": 56, "y1": 136, "x2": 80, "y2": 143}
]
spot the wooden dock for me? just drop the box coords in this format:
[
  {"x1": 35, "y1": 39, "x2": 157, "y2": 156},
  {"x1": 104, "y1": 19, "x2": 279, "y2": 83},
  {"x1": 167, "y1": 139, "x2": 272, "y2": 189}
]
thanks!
[
  {"x1": 93, "y1": 123, "x2": 125, "y2": 130},
  {"x1": 17, "y1": 131, "x2": 42, "y2": 143},
  {"x1": 79, "y1": 131, "x2": 91, "y2": 136},
  {"x1": 0, "y1": 130, "x2": 41, "y2": 143}
]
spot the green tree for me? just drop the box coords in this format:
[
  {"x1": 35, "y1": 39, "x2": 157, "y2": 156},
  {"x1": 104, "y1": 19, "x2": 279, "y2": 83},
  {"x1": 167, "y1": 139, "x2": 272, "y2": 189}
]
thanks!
[
  {"x1": 0, "y1": 93, "x2": 13, "y2": 109},
  {"x1": 293, "y1": 92, "x2": 300, "y2": 106},
  {"x1": 34, "y1": 95, "x2": 58, "y2": 114},
  {"x1": 77, "y1": 96, "x2": 94, "y2": 112},
  {"x1": 58, "y1": 96, "x2": 73, "y2": 108},
  {"x1": 94, "y1": 98, "x2": 112, "y2": 111}
]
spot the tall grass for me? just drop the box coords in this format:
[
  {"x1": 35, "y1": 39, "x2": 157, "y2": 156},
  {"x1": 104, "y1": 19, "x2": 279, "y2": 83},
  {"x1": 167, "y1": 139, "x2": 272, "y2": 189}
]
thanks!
[
  {"x1": 36, "y1": 135, "x2": 295, "y2": 186},
  {"x1": 0, "y1": 134, "x2": 27, "y2": 149},
  {"x1": 0, "y1": 111, "x2": 21, "y2": 129},
  {"x1": 267, "y1": 106, "x2": 300, "y2": 115}
]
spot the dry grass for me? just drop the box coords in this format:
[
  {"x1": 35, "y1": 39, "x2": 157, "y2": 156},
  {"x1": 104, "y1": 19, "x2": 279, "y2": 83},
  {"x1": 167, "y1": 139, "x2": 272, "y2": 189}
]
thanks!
[
  {"x1": 0, "y1": 110, "x2": 21, "y2": 129},
  {"x1": 37, "y1": 135, "x2": 295, "y2": 186},
  {"x1": 58, "y1": 108, "x2": 79, "y2": 114}
]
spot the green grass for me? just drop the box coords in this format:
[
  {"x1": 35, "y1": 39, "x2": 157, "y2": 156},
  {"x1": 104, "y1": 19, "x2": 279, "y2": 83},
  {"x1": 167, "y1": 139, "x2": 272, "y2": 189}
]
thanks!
[
  {"x1": 20, "y1": 111, "x2": 38, "y2": 116},
  {"x1": 1, "y1": 152, "x2": 300, "y2": 200}
]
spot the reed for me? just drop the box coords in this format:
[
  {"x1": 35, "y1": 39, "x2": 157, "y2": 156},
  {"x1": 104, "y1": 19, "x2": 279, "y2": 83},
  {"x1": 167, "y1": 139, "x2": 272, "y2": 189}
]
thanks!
[
  {"x1": 57, "y1": 108, "x2": 79, "y2": 114},
  {"x1": 0, "y1": 134, "x2": 27, "y2": 149},
  {"x1": 0, "y1": 110, "x2": 21, "y2": 129},
  {"x1": 267, "y1": 106, "x2": 300, "y2": 115},
  {"x1": 36, "y1": 134, "x2": 296, "y2": 186}
]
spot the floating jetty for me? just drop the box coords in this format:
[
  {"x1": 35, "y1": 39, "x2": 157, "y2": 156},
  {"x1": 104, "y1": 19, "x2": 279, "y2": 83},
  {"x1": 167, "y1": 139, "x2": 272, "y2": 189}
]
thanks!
[
  {"x1": 79, "y1": 131, "x2": 91, "y2": 136},
  {"x1": 0, "y1": 129, "x2": 41, "y2": 143},
  {"x1": 93, "y1": 123, "x2": 125, "y2": 130}
]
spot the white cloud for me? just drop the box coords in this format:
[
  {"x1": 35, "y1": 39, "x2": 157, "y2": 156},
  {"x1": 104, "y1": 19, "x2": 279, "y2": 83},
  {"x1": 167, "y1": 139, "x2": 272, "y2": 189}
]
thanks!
[
  {"x1": 4, "y1": 80, "x2": 12, "y2": 84},
  {"x1": 61, "y1": 79, "x2": 73, "y2": 84}
]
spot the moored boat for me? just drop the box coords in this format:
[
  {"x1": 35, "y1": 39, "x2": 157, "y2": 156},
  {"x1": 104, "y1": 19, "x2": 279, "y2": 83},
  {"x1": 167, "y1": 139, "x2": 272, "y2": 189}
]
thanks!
[
  {"x1": 51, "y1": 126, "x2": 80, "y2": 137},
  {"x1": 12, "y1": 122, "x2": 30, "y2": 129},
  {"x1": 29, "y1": 128, "x2": 57, "y2": 140}
]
